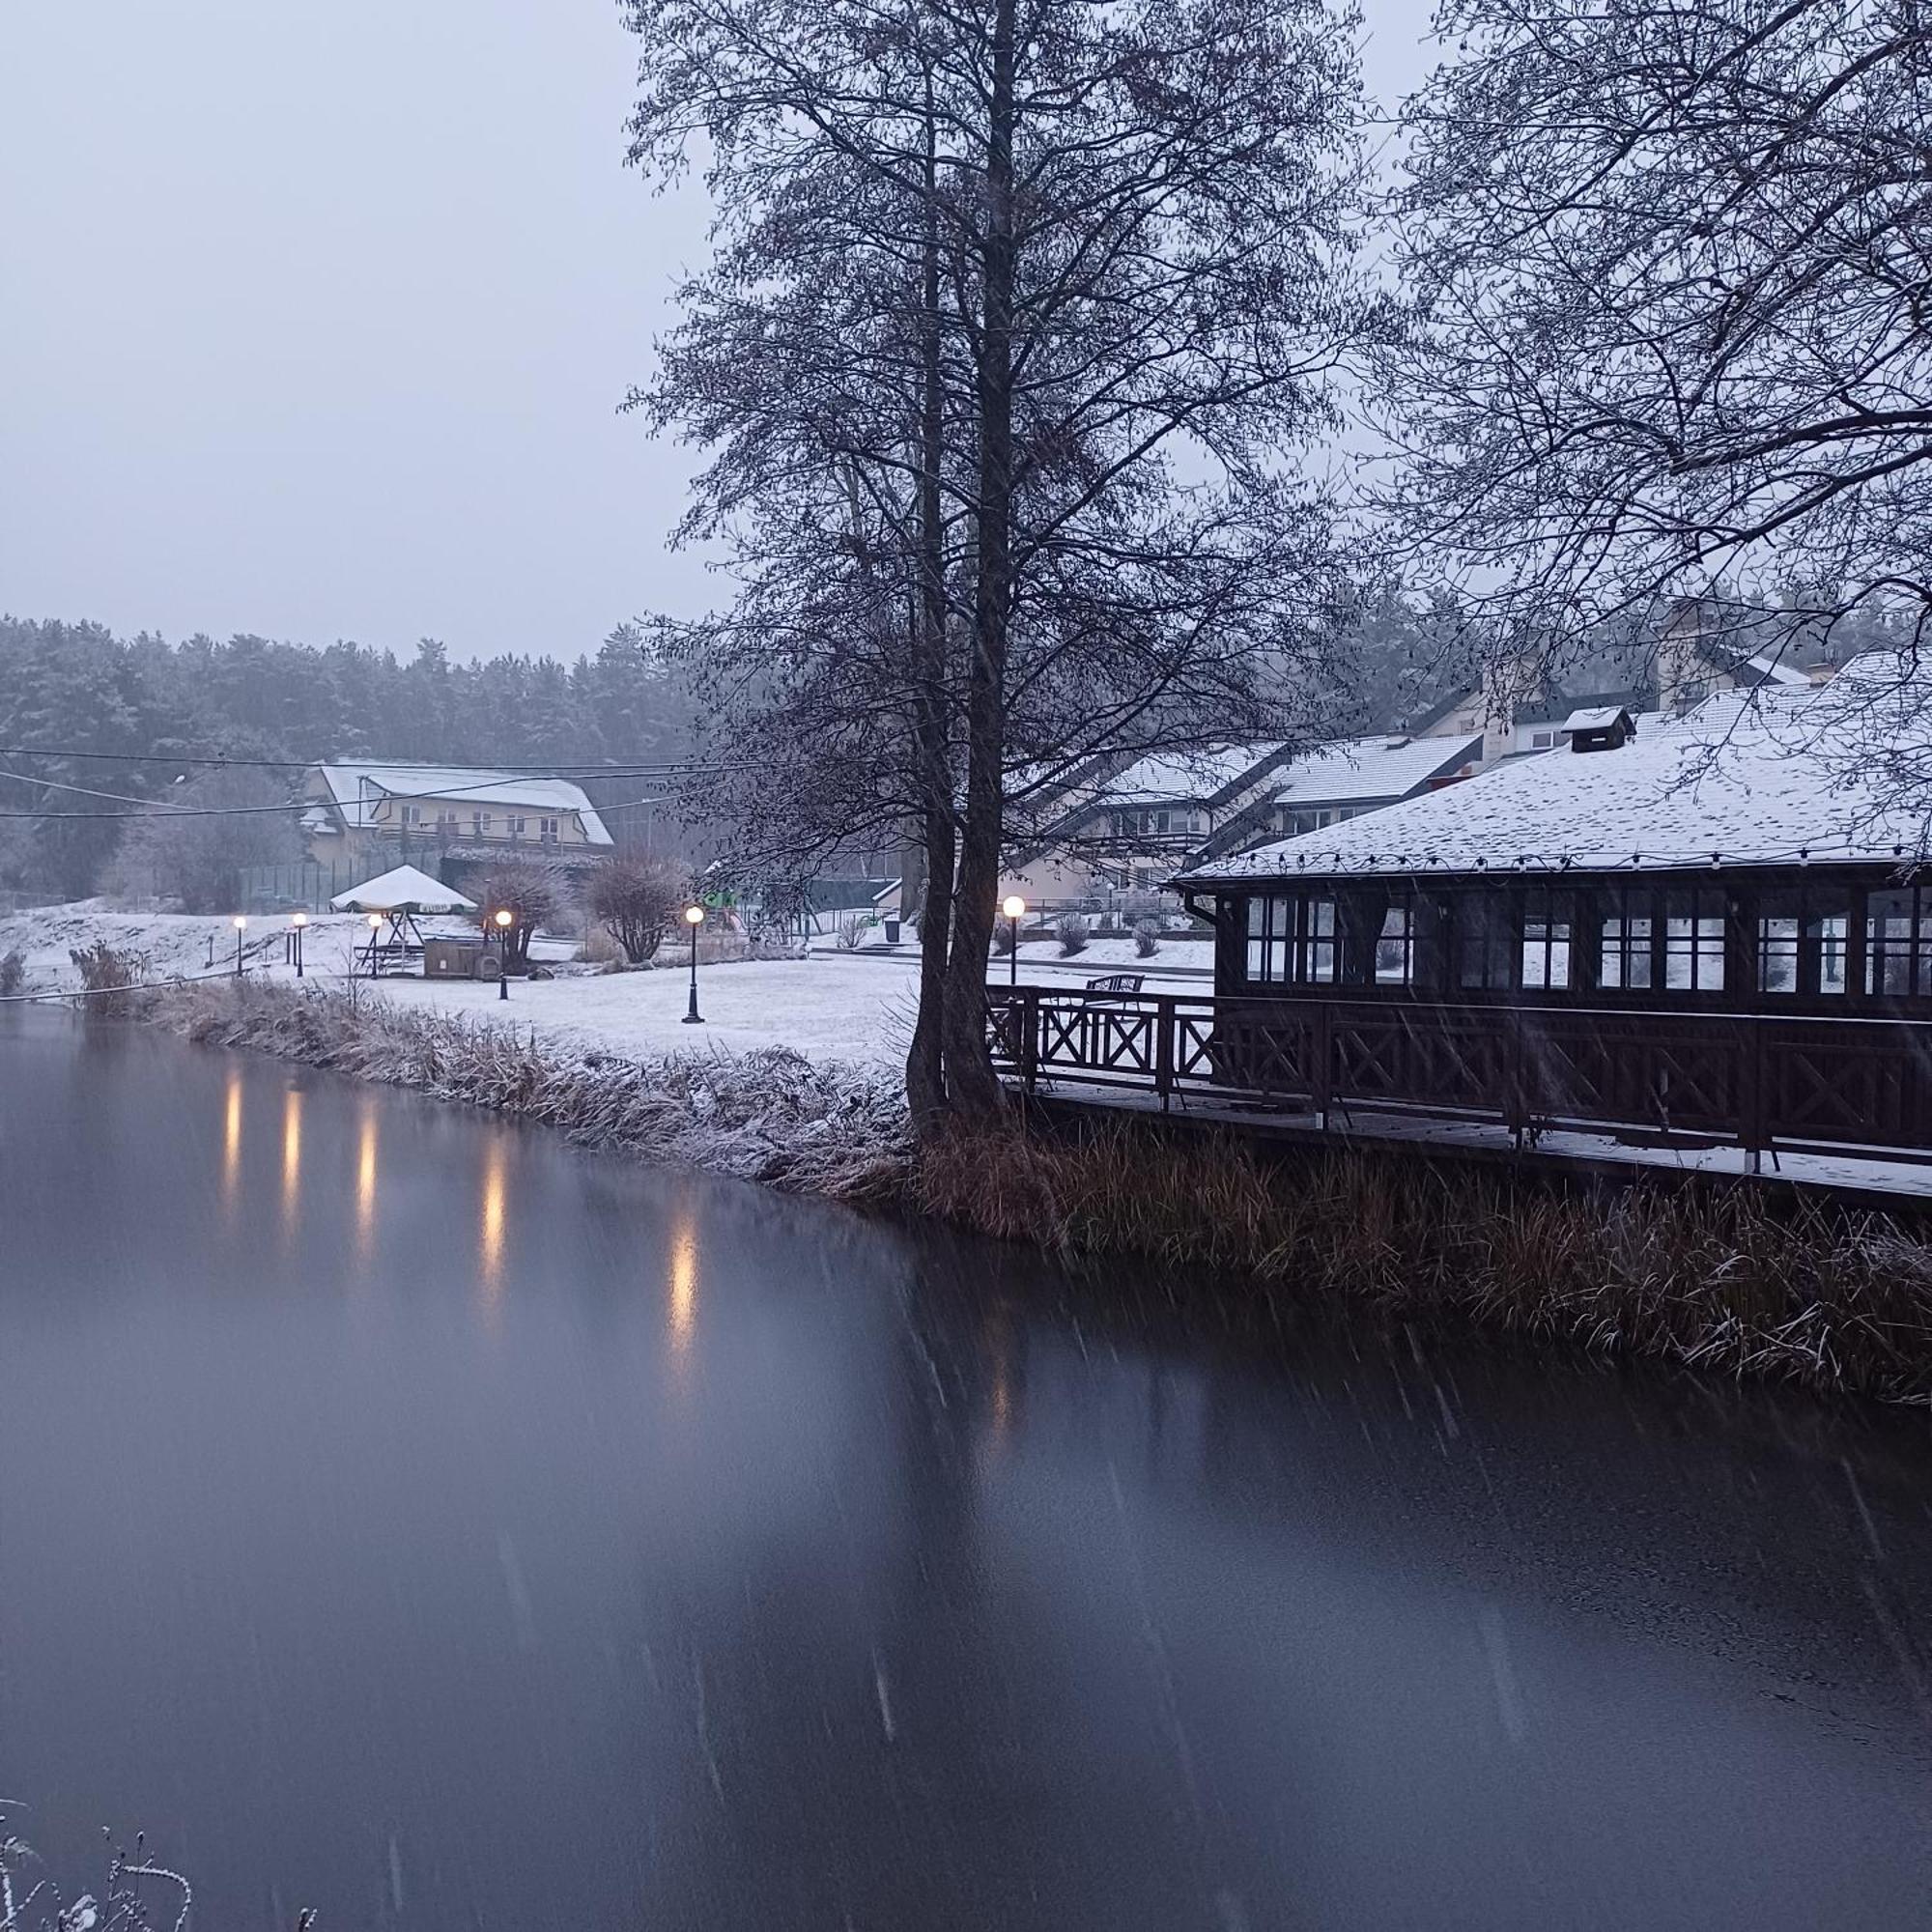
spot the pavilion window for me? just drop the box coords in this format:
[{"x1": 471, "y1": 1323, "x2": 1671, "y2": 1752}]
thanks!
[
  {"x1": 1374, "y1": 905, "x2": 1414, "y2": 985},
  {"x1": 1245, "y1": 895, "x2": 1288, "y2": 983},
  {"x1": 1456, "y1": 895, "x2": 1515, "y2": 992},
  {"x1": 1866, "y1": 887, "x2": 1932, "y2": 997},
  {"x1": 1520, "y1": 890, "x2": 1574, "y2": 990},
  {"x1": 1756, "y1": 891, "x2": 1849, "y2": 997},
  {"x1": 1299, "y1": 897, "x2": 1338, "y2": 981},
  {"x1": 1600, "y1": 898, "x2": 1655, "y2": 989},
  {"x1": 1662, "y1": 888, "x2": 1725, "y2": 991}
]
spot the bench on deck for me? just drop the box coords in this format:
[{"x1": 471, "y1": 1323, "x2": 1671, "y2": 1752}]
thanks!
[{"x1": 1081, "y1": 973, "x2": 1146, "y2": 1007}]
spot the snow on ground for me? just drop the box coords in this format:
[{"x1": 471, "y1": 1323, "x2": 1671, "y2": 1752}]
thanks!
[
  {"x1": 367, "y1": 953, "x2": 921, "y2": 1067},
  {"x1": 1, "y1": 902, "x2": 1208, "y2": 1071}
]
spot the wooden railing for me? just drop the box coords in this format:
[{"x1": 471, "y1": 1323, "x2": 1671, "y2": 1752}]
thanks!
[{"x1": 984, "y1": 985, "x2": 1932, "y2": 1165}]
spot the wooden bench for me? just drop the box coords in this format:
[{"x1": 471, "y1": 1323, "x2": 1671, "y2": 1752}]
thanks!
[{"x1": 1082, "y1": 973, "x2": 1146, "y2": 1006}]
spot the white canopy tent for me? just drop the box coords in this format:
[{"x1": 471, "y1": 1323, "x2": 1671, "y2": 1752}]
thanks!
[
  {"x1": 329, "y1": 865, "x2": 476, "y2": 916},
  {"x1": 330, "y1": 866, "x2": 477, "y2": 976}
]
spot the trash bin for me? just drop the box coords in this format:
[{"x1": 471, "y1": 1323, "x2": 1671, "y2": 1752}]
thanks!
[{"x1": 883, "y1": 918, "x2": 901, "y2": 944}]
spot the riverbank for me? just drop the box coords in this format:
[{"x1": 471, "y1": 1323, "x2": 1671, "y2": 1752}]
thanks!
[{"x1": 133, "y1": 975, "x2": 1932, "y2": 1406}]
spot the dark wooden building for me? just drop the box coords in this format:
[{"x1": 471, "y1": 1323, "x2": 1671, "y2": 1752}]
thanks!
[{"x1": 990, "y1": 668, "x2": 1932, "y2": 1165}]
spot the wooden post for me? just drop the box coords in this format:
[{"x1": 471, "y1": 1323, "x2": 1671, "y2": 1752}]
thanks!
[{"x1": 1154, "y1": 994, "x2": 1175, "y2": 1111}]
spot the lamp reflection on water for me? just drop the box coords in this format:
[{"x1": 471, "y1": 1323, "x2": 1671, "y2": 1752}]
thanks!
[
  {"x1": 478, "y1": 1139, "x2": 507, "y2": 1333},
  {"x1": 280, "y1": 1086, "x2": 303, "y2": 1231},
  {"x1": 668, "y1": 1212, "x2": 699, "y2": 1359},
  {"x1": 220, "y1": 1069, "x2": 242, "y2": 1212},
  {"x1": 355, "y1": 1103, "x2": 379, "y2": 1259}
]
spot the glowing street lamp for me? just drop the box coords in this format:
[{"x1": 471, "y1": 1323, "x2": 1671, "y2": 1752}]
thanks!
[
  {"x1": 1001, "y1": 895, "x2": 1027, "y2": 988},
  {"x1": 493, "y1": 907, "x2": 514, "y2": 1001},
  {"x1": 682, "y1": 904, "x2": 706, "y2": 1024},
  {"x1": 289, "y1": 909, "x2": 308, "y2": 979},
  {"x1": 232, "y1": 913, "x2": 247, "y2": 978}
]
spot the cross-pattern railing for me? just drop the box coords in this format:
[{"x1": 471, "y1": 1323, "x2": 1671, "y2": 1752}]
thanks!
[{"x1": 984, "y1": 985, "x2": 1932, "y2": 1165}]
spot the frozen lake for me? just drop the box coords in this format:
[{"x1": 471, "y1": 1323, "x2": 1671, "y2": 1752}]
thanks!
[{"x1": 3, "y1": 1009, "x2": 1931, "y2": 1929}]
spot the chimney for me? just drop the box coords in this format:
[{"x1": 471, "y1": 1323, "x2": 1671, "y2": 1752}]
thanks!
[{"x1": 1658, "y1": 597, "x2": 1709, "y2": 714}]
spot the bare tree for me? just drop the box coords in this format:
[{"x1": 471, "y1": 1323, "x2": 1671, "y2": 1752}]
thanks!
[
  {"x1": 104, "y1": 767, "x2": 301, "y2": 912},
  {"x1": 1377, "y1": 0, "x2": 1932, "y2": 687},
  {"x1": 625, "y1": 0, "x2": 1365, "y2": 1122},
  {"x1": 586, "y1": 853, "x2": 690, "y2": 963},
  {"x1": 474, "y1": 859, "x2": 566, "y2": 968}
]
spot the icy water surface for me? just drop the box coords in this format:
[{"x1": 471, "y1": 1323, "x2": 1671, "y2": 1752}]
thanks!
[{"x1": 3, "y1": 1011, "x2": 1931, "y2": 1930}]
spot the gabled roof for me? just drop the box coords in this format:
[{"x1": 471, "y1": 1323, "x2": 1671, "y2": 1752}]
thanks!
[
  {"x1": 1267, "y1": 733, "x2": 1483, "y2": 808},
  {"x1": 1094, "y1": 743, "x2": 1292, "y2": 808},
  {"x1": 1561, "y1": 705, "x2": 1634, "y2": 733},
  {"x1": 311, "y1": 762, "x2": 613, "y2": 844},
  {"x1": 1180, "y1": 662, "x2": 1932, "y2": 883}
]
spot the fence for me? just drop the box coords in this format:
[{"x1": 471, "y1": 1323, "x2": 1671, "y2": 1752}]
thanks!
[{"x1": 985, "y1": 985, "x2": 1932, "y2": 1166}]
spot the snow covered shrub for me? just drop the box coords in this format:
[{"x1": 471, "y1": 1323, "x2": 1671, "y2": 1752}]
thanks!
[
  {"x1": 1055, "y1": 913, "x2": 1090, "y2": 956},
  {"x1": 836, "y1": 912, "x2": 870, "y2": 951},
  {"x1": 991, "y1": 921, "x2": 1017, "y2": 955},
  {"x1": 586, "y1": 853, "x2": 688, "y2": 963},
  {"x1": 0, "y1": 948, "x2": 23, "y2": 996},
  {"x1": 1132, "y1": 919, "x2": 1160, "y2": 958},
  {"x1": 69, "y1": 941, "x2": 148, "y2": 1017},
  {"x1": 576, "y1": 923, "x2": 627, "y2": 967}
]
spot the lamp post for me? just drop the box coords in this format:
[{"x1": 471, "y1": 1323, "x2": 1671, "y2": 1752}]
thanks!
[
  {"x1": 366, "y1": 912, "x2": 382, "y2": 979},
  {"x1": 1001, "y1": 895, "x2": 1027, "y2": 989},
  {"x1": 493, "y1": 907, "x2": 514, "y2": 1001},
  {"x1": 290, "y1": 910, "x2": 308, "y2": 979},
  {"x1": 232, "y1": 914, "x2": 247, "y2": 978},
  {"x1": 682, "y1": 904, "x2": 706, "y2": 1024}
]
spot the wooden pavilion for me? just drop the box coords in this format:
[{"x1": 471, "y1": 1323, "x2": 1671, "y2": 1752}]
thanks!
[{"x1": 987, "y1": 663, "x2": 1932, "y2": 1166}]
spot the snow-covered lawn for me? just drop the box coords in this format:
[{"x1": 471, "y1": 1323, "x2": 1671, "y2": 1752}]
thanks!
[{"x1": 1, "y1": 903, "x2": 1210, "y2": 1071}]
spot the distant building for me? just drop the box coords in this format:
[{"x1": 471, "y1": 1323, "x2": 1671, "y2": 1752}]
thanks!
[{"x1": 298, "y1": 762, "x2": 613, "y2": 894}]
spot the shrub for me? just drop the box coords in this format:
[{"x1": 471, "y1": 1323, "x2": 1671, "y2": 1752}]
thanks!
[
  {"x1": 473, "y1": 859, "x2": 568, "y2": 967},
  {"x1": 992, "y1": 921, "x2": 1017, "y2": 956},
  {"x1": 836, "y1": 912, "x2": 870, "y2": 951},
  {"x1": 1132, "y1": 918, "x2": 1161, "y2": 958},
  {"x1": 69, "y1": 941, "x2": 149, "y2": 1018},
  {"x1": 1055, "y1": 912, "x2": 1090, "y2": 956},
  {"x1": 586, "y1": 853, "x2": 688, "y2": 963},
  {"x1": 0, "y1": 947, "x2": 23, "y2": 996}
]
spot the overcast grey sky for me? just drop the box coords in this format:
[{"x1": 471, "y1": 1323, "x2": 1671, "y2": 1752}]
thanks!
[{"x1": 2, "y1": 3, "x2": 1429, "y2": 664}]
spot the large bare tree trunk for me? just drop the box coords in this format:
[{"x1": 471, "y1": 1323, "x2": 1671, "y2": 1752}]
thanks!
[
  {"x1": 906, "y1": 78, "x2": 957, "y2": 1133},
  {"x1": 939, "y1": 0, "x2": 1015, "y2": 1122}
]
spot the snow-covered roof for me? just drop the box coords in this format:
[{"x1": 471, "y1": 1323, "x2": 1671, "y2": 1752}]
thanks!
[
  {"x1": 312, "y1": 762, "x2": 613, "y2": 844},
  {"x1": 1267, "y1": 733, "x2": 1483, "y2": 807},
  {"x1": 330, "y1": 865, "x2": 478, "y2": 914},
  {"x1": 1181, "y1": 666, "x2": 1932, "y2": 882},
  {"x1": 1560, "y1": 705, "x2": 1633, "y2": 733},
  {"x1": 1099, "y1": 743, "x2": 1288, "y2": 806}
]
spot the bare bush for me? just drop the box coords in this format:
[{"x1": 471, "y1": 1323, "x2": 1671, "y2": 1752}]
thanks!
[
  {"x1": 0, "y1": 949, "x2": 23, "y2": 997},
  {"x1": 991, "y1": 922, "x2": 1017, "y2": 956},
  {"x1": 69, "y1": 941, "x2": 149, "y2": 1018},
  {"x1": 835, "y1": 912, "x2": 870, "y2": 952},
  {"x1": 586, "y1": 853, "x2": 688, "y2": 963},
  {"x1": 1132, "y1": 919, "x2": 1161, "y2": 959},
  {"x1": 472, "y1": 859, "x2": 567, "y2": 968},
  {"x1": 1055, "y1": 913, "x2": 1090, "y2": 957}
]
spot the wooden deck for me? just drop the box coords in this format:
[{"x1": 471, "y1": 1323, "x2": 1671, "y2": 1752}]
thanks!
[{"x1": 986, "y1": 984, "x2": 1932, "y2": 1193}]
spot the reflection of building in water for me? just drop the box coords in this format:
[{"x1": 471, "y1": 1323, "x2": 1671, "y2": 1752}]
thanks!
[
  {"x1": 668, "y1": 1212, "x2": 699, "y2": 1358},
  {"x1": 478, "y1": 1140, "x2": 507, "y2": 1333},
  {"x1": 355, "y1": 1103, "x2": 379, "y2": 1258},
  {"x1": 221, "y1": 1070, "x2": 242, "y2": 1214},
  {"x1": 280, "y1": 1085, "x2": 303, "y2": 1232}
]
